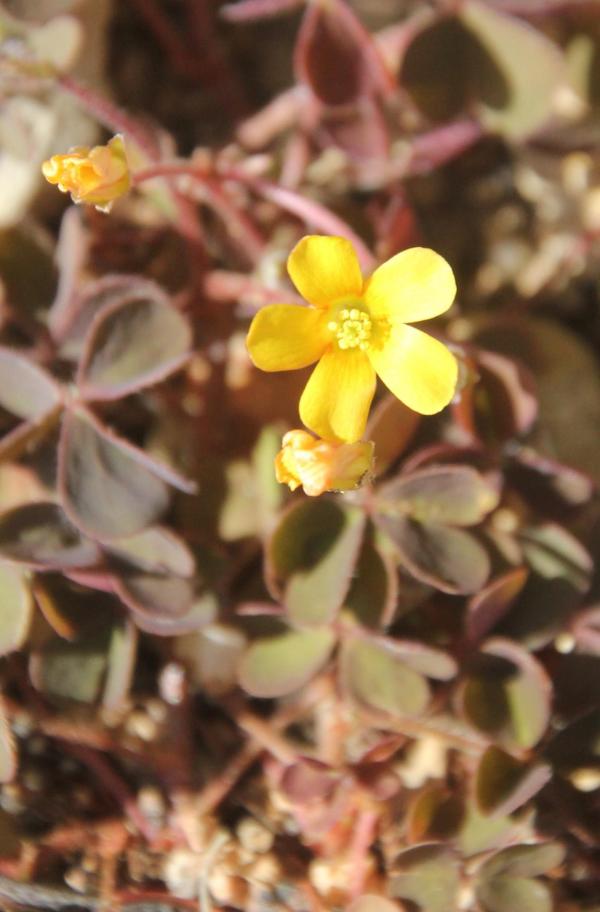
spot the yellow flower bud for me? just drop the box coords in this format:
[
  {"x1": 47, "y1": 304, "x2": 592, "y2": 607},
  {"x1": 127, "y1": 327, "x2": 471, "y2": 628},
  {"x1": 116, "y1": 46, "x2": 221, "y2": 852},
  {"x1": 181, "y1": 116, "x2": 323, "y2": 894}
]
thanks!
[
  {"x1": 42, "y1": 134, "x2": 130, "y2": 212},
  {"x1": 275, "y1": 430, "x2": 374, "y2": 497}
]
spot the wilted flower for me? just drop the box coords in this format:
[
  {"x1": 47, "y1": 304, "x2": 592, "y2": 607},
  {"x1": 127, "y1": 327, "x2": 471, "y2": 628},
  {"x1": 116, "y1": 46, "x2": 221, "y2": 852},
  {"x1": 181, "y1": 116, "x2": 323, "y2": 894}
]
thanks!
[
  {"x1": 246, "y1": 235, "x2": 458, "y2": 443},
  {"x1": 275, "y1": 429, "x2": 374, "y2": 497},
  {"x1": 42, "y1": 134, "x2": 130, "y2": 212}
]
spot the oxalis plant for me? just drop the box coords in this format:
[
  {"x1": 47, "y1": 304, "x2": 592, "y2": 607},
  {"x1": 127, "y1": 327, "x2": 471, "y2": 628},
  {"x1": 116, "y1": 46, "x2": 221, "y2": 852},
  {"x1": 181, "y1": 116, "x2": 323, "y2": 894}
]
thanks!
[{"x1": 0, "y1": 1, "x2": 599, "y2": 911}]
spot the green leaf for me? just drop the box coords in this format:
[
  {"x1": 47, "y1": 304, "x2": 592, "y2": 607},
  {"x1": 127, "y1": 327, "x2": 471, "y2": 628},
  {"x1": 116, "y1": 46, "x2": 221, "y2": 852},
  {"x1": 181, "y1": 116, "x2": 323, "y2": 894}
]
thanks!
[
  {"x1": 0, "y1": 347, "x2": 61, "y2": 419},
  {"x1": 407, "y1": 786, "x2": 465, "y2": 843},
  {"x1": 467, "y1": 568, "x2": 529, "y2": 643},
  {"x1": 344, "y1": 531, "x2": 398, "y2": 629},
  {"x1": 0, "y1": 563, "x2": 32, "y2": 655},
  {"x1": 341, "y1": 638, "x2": 431, "y2": 717},
  {"x1": 459, "y1": 1, "x2": 566, "y2": 139},
  {"x1": 519, "y1": 524, "x2": 592, "y2": 593},
  {"x1": 238, "y1": 626, "x2": 335, "y2": 698},
  {"x1": 377, "y1": 466, "x2": 499, "y2": 527},
  {"x1": 219, "y1": 425, "x2": 283, "y2": 541},
  {"x1": 0, "y1": 502, "x2": 99, "y2": 570},
  {"x1": 175, "y1": 623, "x2": 247, "y2": 696},
  {"x1": 266, "y1": 499, "x2": 365, "y2": 627},
  {"x1": 476, "y1": 746, "x2": 551, "y2": 818},
  {"x1": 102, "y1": 619, "x2": 137, "y2": 710},
  {"x1": 390, "y1": 845, "x2": 460, "y2": 912},
  {"x1": 77, "y1": 278, "x2": 192, "y2": 400},
  {"x1": 477, "y1": 875, "x2": 553, "y2": 912},
  {"x1": 461, "y1": 639, "x2": 551, "y2": 750},
  {"x1": 376, "y1": 514, "x2": 490, "y2": 595}
]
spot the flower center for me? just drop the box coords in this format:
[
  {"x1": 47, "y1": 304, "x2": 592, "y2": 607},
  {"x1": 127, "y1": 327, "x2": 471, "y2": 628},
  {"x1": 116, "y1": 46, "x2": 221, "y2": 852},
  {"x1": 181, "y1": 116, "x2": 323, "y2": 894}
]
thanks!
[{"x1": 328, "y1": 306, "x2": 372, "y2": 351}]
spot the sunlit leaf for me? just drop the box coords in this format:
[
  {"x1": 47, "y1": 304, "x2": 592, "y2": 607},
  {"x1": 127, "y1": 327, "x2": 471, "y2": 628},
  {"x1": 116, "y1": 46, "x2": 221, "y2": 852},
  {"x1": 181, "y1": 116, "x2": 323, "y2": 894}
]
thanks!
[
  {"x1": 377, "y1": 466, "x2": 499, "y2": 527},
  {"x1": 0, "y1": 347, "x2": 61, "y2": 419},
  {"x1": 239, "y1": 626, "x2": 335, "y2": 698},
  {"x1": 341, "y1": 637, "x2": 431, "y2": 717},
  {"x1": 390, "y1": 844, "x2": 460, "y2": 912},
  {"x1": 0, "y1": 563, "x2": 33, "y2": 655},
  {"x1": 266, "y1": 499, "x2": 365, "y2": 627}
]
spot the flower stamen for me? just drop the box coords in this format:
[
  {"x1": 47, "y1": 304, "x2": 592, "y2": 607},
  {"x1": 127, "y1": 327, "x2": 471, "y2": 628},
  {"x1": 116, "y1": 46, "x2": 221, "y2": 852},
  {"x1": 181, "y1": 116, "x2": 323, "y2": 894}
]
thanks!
[{"x1": 329, "y1": 307, "x2": 372, "y2": 351}]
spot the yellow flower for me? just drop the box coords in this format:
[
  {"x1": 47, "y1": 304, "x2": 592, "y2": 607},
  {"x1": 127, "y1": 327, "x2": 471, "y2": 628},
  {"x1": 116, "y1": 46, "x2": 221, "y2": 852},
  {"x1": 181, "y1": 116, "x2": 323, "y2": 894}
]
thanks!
[
  {"x1": 275, "y1": 430, "x2": 374, "y2": 497},
  {"x1": 246, "y1": 236, "x2": 458, "y2": 443},
  {"x1": 42, "y1": 134, "x2": 130, "y2": 212}
]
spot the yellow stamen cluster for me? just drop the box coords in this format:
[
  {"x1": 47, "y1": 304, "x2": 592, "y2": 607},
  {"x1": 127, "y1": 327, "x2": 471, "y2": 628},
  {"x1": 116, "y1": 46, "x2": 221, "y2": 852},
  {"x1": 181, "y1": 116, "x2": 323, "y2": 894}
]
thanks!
[{"x1": 327, "y1": 307, "x2": 372, "y2": 351}]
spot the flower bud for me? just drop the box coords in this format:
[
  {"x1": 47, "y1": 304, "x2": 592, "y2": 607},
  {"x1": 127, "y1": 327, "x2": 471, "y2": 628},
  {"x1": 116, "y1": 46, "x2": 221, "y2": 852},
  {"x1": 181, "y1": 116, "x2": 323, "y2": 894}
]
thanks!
[
  {"x1": 275, "y1": 430, "x2": 374, "y2": 497},
  {"x1": 42, "y1": 134, "x2": 130, "y2": 212}
]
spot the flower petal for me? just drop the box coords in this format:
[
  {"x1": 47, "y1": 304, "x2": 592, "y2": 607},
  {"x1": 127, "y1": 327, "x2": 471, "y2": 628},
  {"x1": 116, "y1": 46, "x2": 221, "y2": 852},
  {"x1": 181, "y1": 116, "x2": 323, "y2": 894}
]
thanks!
[
  {"x1": 247, "y1": 304, "x2": 330, "y2": 371},
  {"x1": 369, "y1": 323, "x2": 458, "y2": 415},
  {"x1": 288, "y1": 235, "x2": 363, "y2": 308},
  {"x1": 364, "y1": 247, "x2": 456, "y2": 323},
  {"x1": 300, "y1": 349, "x2": 376, "y2": 443}
]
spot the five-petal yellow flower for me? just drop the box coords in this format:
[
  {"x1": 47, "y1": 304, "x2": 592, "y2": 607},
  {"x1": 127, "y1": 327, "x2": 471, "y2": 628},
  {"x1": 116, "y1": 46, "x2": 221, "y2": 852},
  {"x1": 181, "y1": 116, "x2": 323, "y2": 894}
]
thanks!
[{"x1": 246, "y1": 235, "x2": 458, "y2": 443}]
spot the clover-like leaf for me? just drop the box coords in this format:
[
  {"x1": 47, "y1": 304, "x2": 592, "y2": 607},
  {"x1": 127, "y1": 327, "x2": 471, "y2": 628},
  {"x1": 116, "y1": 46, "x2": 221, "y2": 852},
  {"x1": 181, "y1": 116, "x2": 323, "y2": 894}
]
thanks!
[
  {"x1": 238, "y1": 626, "x2": 335, "y2": 698},
  {"x1": 340, "y1": 637, "x2": 433, "y2": 718},
  {"x1": 75, "y1": 277, "x2": 192, "y2": 400},
  {"x1": 104, "y1": 526, "x2": 195, "y2": 577},
  {"x1": 377, "y1": 466, "x2": 499, "y2": 527},
  {"x1": 0, "y1": 563, "x2": 33, "y2": 656},
  {"x1": 58, "y1": 408, "x2": 171, "y2": 539},
  {"x1": 344, "y1": 531, "x2": 398, "y2": 629},
  {"x1": 219, "y1": 424, "x2": 283, "y2": 542},
  {"x1": 407, "y1": 785, "x2": 465, "y2": 844},
  {"x1": 376, "y1": 514, "x2": 490, "y2": 595},
  {"x1": 266, "y1": 499, "x2": 365, "y2": 627},
  {"x1": 476, "y1": 746, "x2": 552, "y2": 818},
  {"x1": 460, "y1": 638, "x2": 552, "y2": 750},
  {"x1": 518, "y1": 524, "x2": 592, "y2": 593},
  {"x1": 0, "y1": 347, "x2": 61, "y2": 420},
  {"x1": 476, "y1": 843, "x2": 564, "y2": 912},
  {"x1": 466, "y1": 568, "x2": 529, "y2": 644},
  {"x1": 0, "y1": 502, "x2": 99, "y2": 570},
  {"x1": 295, "y1": 0, "x2": 390, "y2": 106},
  {"x1": 390, "y1": 844, "x2": 460, "y2": 912}
]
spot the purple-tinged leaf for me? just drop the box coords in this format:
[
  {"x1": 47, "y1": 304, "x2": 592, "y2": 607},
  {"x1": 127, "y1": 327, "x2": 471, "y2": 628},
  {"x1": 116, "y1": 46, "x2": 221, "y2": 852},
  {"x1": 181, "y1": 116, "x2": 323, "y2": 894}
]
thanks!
[
  {"x1": 466, "y1": 568, "x2": 529, "y2": 644},
  {"x1": 340, "y1": 637, "x2": 431, "y2": 718},
  {"x1": 112, "y1": 572, "x2": 197, "y2": 623},
  {"x1": 266, "y1": 500, "x2": 365, "y2": 627},
  {"x1": 518, "y1": 523, "x2": 592, "y2": 593},
  {"x1": 0, "y1": 502, "x2": 99, "y2": 570},
  {"x1": 509, "y1": 448, "x2": 595, "y2": 510},
  {"x1": 238, "y1": 626, "x2": 335, "y2": 698},
  {"x1": 77, "y1": 278, "x2": 192, "y2": 400},
  {"x1": 0, "y1": 347, "x2": 61, "y2": 419},
  {"x1": 0, "y1": 564, "x2": 33, "y2": 656},
  {"x1": 104, "y1": 526, "x2": 195, "y2": 577},
  {"x1": 48, "y1": 205, "x2": 89, "y2": 342},
  {"x1": 220, "y1": 0, "x2": 303, "y2": 23},
  {"x1": 572, "y1": 605, "x2": 600, "y2": 656},
  {"x1": 480, "y1": 842, "x2": 565, "y2": 880},
  {"x1": 131, "y1": 592, "x2": 217, "y2": 636},
  {"x1": 377, "y1": 465, "x2": 500, "y2": 527},
  {"x1": 58, "y1": 408, "x2": 175, "y2": 539},
  {"x1": 454, "y1": 349, "x2": 538, "y2": 445},
  {"x1": 476, "y1": 746, "x2": 552, "y2": 818},
  {"x1": 280, "y1": 758, "x2": 339, "y2": 804},
  {"x1": 376, "y1": 514, "x2": 490, "y2": 595},
  {"x1": 295, "y1": 0, "x2": 391, "y2": 106},
  {"x1": 366, "y1": 394, "x2": 421, "y2": 477},
  {"x1": 0, "y1": 406, "x2": 63, "y2": 463}
]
